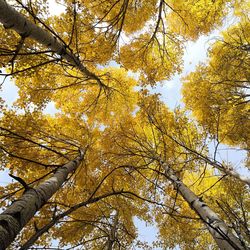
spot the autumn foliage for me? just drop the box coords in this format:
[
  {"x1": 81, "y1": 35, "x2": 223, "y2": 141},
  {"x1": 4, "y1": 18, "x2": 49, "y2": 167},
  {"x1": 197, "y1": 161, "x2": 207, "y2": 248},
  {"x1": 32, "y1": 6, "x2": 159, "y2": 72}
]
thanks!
[{"x1": 0, "y1": 0, "x2": 249, "y2": 249}]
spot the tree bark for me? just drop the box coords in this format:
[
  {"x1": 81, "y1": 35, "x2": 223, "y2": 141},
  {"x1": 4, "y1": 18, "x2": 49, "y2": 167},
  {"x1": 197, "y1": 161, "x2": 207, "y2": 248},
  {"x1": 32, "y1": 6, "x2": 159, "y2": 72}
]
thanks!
[
  {"x1": 107, "y1": 211, "x2": 119, "y2": 250},
  {"x1": 147, "y1": 115, "x2": 250, "y2": 187},
  {"x1": 0, "y1": 149, "x2": 84, "y2": 250},
  {"x1": 0, "y1": 0, "x2": 103, "y2": 86},
  {"x1": 157, "y1": 158, "x2": 245, "y2": 250},
  {"x1": 165, "y1": 132, "x2": 250, "y2": 187},
  {"x1": 181, "y1": 145, "x2": 250, "y2": 187}
]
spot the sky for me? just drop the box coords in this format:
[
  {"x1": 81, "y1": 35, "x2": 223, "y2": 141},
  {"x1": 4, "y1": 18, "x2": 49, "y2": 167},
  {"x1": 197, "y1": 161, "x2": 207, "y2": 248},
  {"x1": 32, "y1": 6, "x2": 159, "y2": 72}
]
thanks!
[{"x1": 0, "y1": 1, "x2": 249, "y2": 249}]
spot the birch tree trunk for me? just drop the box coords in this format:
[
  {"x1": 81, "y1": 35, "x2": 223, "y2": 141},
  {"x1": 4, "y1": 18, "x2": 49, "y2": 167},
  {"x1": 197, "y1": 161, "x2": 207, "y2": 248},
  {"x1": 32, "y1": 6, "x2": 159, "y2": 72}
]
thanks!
[
  {"x1": 181, "y1": 144, "x2": 250, "y2": 187},
  {"x1": 107, "y1": 211, "x2": 119, "y2": 250},
  {"x1": 164, "y1": 132, "x2": 250, "y2": 187},
  {"x1": 0, "y1": 0, "x2": 103, "y2": 86},
  {"x1": 157, "y1": 158, "x2": 245, "y2": 250},
  {"x1": 0, "y1": 150, "x2": 84, "y2": 250}
]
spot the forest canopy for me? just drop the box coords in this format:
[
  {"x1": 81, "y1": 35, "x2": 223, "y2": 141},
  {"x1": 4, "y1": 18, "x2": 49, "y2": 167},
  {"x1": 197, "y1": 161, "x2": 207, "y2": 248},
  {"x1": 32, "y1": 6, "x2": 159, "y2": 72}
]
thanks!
[{"x1": 0, "y1": 0, "x2": 249, "y2": 249}]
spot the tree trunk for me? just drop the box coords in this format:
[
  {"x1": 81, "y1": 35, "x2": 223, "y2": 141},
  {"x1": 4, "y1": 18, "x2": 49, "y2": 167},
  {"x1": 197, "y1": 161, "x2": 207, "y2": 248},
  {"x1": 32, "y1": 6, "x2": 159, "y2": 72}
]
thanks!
[
  {"x1": 184, "y1": 146, "x2": 250, "y2": 187},
  {"x1": 220, "y1": 165, "x2": 250, "y2": 187},
  {"x1": 0, "y1": 149, "x2": 84, "y2": 250},
  {"x1": 166, "y1": 133, "x2": 250, "y2": 187},
  {"x1": 107, "y1": 211, "x2": 119, "y2": 250},
  {"x1": 158, "y1": 158, "x2": 245, "y2": 250},
  {"x1": 0, "y1": 0, "x2": 103, "y2": 86}
]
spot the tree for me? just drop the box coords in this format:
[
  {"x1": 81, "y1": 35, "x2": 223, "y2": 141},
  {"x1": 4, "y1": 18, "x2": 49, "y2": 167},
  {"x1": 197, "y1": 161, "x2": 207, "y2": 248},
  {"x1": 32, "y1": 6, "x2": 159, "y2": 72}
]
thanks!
[
  {"x1": 0, "y1": 110, "x2": 152, "y2": 249},
  {"x1": 0, "y1": 148, "x2": 84, "y2": 249},
  {"x1": 0, "y1": 0, "x2": 103, "y2": 85},
  {"x1": 102, "y1": 94, "x2": 248, "y2": 249},
  {"x1": 0, "y1": 0, "x2": 249, "y2": 249},
  {"x1": 182, "y1": 18, "x2": 250, "y2": 165},
  {"x1": 0, "y1": 0, "x2": 234, "y2": 105}
]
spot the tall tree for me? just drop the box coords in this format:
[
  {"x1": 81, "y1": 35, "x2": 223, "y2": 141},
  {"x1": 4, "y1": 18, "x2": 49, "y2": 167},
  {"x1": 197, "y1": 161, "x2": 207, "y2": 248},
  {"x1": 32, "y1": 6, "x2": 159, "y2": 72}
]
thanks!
[
  {"x1": 0, "y1": 0, "x2": 235, "y2": 106},
  {"x1": 182, "y1": 18, "x2": 250, "y2": 165},
  {"x1": 0, "y1": 148, "x2": 84, "y2": 249},
  {"x1": 0, "y1": 0, "x2": 103, "y2": 85},
  {"x1": 101, "y1": 94, "x2": 249, "y2": 249}
]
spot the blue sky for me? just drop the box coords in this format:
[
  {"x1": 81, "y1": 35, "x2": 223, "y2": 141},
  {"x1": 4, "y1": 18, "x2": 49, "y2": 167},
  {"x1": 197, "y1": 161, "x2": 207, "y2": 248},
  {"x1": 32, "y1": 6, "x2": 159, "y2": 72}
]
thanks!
[{"x1": 150, "y1": 34, "x2": 212, "y2": 110}]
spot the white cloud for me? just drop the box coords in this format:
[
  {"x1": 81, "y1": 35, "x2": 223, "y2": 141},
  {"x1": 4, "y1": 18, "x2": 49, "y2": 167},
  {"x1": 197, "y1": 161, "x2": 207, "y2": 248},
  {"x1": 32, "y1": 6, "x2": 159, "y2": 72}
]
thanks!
[
  {"x1": 48, "y1": 0, "x2": 66, "y2": 16},
  {"x1": 163, "y1": 80, "x2": 175, "y2": 89},
  {"x1": 0, "y1": 76, "x2": 19, "y2": 107}
]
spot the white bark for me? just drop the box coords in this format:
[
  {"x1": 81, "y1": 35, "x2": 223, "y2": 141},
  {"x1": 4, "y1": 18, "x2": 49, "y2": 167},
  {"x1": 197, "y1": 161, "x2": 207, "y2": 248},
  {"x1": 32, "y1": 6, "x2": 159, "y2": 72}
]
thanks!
[
  {"x1": 0, "y1": 0, "x2": 102, "y2": 85},
  {"x1": 167, "y1": 135, "x2": 250, "y2": 187},
  {"x1": 0, "y1": 150, "x2": 84, "y2": 250},
  {"x1": 107, "y1": 211, "x2": 119, "y2": 250},
  {"x1": 189, "y1": 150, "x2": 250, "y2": 187},
  {"x1": 158, "y1": 158, "x2": 245, "y2": 250},
  {"x1": 222, "y1": 165, "x2": 250, "y2": 187}
]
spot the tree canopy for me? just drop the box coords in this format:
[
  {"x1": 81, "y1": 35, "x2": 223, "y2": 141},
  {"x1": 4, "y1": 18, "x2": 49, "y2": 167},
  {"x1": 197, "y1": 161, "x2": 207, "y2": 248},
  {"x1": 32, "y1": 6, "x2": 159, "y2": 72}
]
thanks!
[{"x1": 0, "y1": 0, "x2": 249, "y2": 249}]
